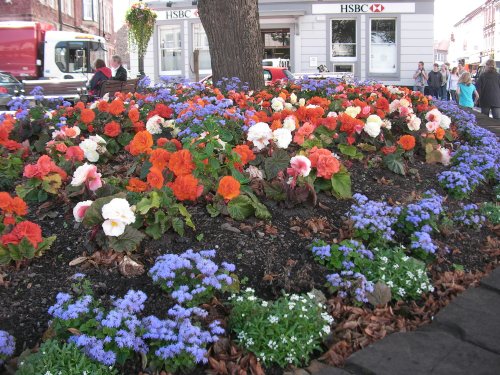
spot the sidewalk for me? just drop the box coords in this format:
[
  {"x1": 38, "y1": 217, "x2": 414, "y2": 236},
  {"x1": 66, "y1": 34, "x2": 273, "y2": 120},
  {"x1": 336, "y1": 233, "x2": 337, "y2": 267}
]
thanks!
[
  {"x1": 473, "y1": 111, "x2": 500, "y2": 136},
  {"x1": 316, "y1": 267, "x2": 500, "y2": 375}
]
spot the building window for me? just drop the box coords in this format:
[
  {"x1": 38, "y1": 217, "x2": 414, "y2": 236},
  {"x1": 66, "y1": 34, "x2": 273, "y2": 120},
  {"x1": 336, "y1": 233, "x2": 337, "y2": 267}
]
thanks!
[
  {"x1": 62, "y1": 0, "x2": 73, "y2": 16},
  {"x1": 40, "y1": 0, "x2": 56, "y2": 8},
  {"x1": 330, "y1": 19, "x2": 356, "y2": 60},
  {"x1": 104, "y1": 6, "x2": 111, "y2": 33},
  {"x1": 83, "y1": 0, "x2": 98, "y2": 22},
  {"x1": 193, "y1": 23, "x2": 211, "y2": 71},
  {"x1": 370, "y1": 18, "x2": 397, "y2": 74},
  {"x1": 159, "y1": 25, "x2": 182, "y2": 74},
  {"x1": 334, "y1": 64, "x2": 354, "y2": 73}
]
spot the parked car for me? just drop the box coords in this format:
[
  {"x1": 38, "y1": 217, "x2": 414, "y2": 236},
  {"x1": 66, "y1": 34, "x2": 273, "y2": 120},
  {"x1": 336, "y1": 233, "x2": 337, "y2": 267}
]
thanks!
[
  {"x1": 0, "y1": 71, "x2": 23, "y2": 109},
  {"x1": 200, "y1": 67, "x2": 294, "y2": 85}
]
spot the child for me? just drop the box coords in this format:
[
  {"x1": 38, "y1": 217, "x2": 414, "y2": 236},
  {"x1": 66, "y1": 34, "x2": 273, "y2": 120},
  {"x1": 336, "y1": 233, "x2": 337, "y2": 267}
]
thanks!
[{"x1": 457, "y1": 72, "x2": 479, "y2": 108}]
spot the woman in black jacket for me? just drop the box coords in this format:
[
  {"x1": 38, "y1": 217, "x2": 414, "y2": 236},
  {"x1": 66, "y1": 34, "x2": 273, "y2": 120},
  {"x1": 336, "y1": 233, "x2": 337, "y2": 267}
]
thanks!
[{"x1": 476, "y1": 59, "x2": 500, "y2": 119}]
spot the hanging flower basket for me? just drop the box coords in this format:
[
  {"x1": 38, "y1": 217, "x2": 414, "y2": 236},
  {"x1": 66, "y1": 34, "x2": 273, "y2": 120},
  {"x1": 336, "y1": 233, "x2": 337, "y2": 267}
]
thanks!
[{"x1": 126, "y1": 2, "x2": 157, "y2": 57}]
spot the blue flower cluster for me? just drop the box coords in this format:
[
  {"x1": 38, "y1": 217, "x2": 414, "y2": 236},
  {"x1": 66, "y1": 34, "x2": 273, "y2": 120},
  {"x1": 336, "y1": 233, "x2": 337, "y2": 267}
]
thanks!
[
  {"x1": 149, "y1": 249, "x2": 235, "y2": 306},
  {"x1": 452, "y1": 203, "x2": 486, "y2": 228},
  {"x1": 435, "y1": 100, "x2": 499, "y2": 198},
  {"x1": 399, "y1": 190, "x2": 444, "y2": 232},
  {"x1": 326, "y1": 271, "x2": 374, "y2": 303},
  {"x1": 0, "y1": 330, "x2": 15, "y2": 365},
  {"x1": 48, "y1": 293, "x2": 93, "y2": 320},
  {"x1": 350, "y1": 193, "x2": 401, "y2": 243},
  {"x1": 411, "y1": 227, "x2": 438, "y2": 255},
  {"x1": 143, "y1": 304, "x2": 223, "y2": 371}
]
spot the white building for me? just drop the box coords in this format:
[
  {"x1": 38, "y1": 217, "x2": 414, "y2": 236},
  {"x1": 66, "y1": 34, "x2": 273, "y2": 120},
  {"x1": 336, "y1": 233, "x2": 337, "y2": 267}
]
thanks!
[
  {"x1": 449, "y1": 0, "x2": 500, "y2": 71},
  {"x1": 130, "y1": 0, "x2": 435, "y2": 86}
]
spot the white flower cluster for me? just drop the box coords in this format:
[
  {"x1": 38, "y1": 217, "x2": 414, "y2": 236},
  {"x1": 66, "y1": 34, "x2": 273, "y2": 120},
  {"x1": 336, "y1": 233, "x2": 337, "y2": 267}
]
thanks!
[
  {"x1": 79, "y1": 135, "x2": 107, "y2": 162},
  {"x1": 101, "y1": 198, "x2": 136, "y2": 237}
]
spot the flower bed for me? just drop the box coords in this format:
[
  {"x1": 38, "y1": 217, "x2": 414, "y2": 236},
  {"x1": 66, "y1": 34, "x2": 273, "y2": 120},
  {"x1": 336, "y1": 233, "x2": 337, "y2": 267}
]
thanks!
[{"x1": 0, "y1": 78, "x2": 498, "y2": 374}]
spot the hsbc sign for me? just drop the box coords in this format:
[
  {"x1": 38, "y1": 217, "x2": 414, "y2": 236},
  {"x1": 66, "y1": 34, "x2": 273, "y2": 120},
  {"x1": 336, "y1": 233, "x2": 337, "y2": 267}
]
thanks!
[{"x1": 312, "y1": 3, "x2": 415, "y2": 14}]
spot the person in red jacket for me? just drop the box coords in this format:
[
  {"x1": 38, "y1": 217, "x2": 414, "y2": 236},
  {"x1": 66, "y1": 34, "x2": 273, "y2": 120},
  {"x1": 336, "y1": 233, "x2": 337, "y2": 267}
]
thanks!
[{"x1": 89, "y1": 59, "x2": 112, "y2": 96}]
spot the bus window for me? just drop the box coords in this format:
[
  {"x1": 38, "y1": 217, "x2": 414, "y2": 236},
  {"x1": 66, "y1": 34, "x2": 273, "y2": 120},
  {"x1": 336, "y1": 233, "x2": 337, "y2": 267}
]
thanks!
[{"x1": 89, "y1": 41, "x2": 107, "y2": 68}]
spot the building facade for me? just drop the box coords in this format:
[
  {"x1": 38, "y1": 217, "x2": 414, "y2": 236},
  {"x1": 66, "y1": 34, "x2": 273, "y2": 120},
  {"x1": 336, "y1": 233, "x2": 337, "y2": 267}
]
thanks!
[
  {"x1": 0, "y1": 0, "x2": 115, "y2": 55},
  {"x1": 131, "y1": 0, "x2": 434, "y2": 86},
  {"x1": 450, "y1": 0, "x2": 500, "y2": 71}
]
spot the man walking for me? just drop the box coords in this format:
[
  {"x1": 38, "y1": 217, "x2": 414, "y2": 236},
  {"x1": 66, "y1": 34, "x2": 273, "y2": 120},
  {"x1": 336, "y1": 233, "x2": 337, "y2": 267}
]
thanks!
[
  {"x1": 427, "y1": 63, "x2": 443, "y2": 98},
  {"x1": 110, "y1": 55, "x2": 127, "y2": 82},
  {"x1": 413, "y1": 61, "x2": 428, "y2": 93}
]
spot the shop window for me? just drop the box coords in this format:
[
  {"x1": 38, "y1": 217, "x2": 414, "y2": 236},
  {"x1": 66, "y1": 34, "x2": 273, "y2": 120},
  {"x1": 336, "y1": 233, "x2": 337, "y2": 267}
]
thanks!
[
  {"x1": 370, "y1": 18, "x2": 397, "y2": 74},
  {"x1": 330, "y1": 20, "x2": 356, "y2": 60},
  {"x1": 159, "y1": 25, "x2": 182, "y2": 74},
  {"x1": 193, "y1": 23, "x2": 211, "y2": 71}
]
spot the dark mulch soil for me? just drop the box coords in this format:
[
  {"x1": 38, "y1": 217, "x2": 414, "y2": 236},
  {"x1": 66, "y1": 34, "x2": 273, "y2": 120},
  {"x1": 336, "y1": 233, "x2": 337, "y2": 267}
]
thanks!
[{"x1": 0, "y1": 157, "x2": 498, "y2": 375}]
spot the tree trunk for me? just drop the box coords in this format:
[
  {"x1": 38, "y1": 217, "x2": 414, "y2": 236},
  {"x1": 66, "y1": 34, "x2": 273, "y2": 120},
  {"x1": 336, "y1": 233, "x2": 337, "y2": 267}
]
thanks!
[{"x1": 198, "y1": 0, "x2": 264, "y2": 90}]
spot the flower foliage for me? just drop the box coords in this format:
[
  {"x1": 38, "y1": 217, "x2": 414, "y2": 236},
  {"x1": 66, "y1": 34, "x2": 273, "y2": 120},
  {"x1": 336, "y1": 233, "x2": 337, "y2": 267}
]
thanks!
[{"x1": 229, "y1": 289, "x2": 332, "y2": 367}]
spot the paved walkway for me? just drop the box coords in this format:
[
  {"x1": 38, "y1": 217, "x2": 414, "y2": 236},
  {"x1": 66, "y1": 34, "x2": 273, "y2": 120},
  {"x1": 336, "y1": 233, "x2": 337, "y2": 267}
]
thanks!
[
  {"x1": 472, "y1": 110, "x2": 500, "y2": 136},
  {"x1": 315, "y1": 267, "x2": 500, "y2": 375}
]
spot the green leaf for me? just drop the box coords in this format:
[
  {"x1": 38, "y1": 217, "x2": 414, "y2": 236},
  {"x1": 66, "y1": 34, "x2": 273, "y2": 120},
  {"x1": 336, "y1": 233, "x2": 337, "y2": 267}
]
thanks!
[
  {"x1": 117, "y1": 132, "x2": 134, "y2": 147},
  {"x1": 7, "y1": 243, "x2": 21, "y2": 261},
  {"x1": 41, "y1": 173, "x2": 62, "y2": 194},
  {"x1": 178, "y1": 204, "x2": 195, "y2": 229},
  {"x1": 264, "y1": 149, "x2": 290, "y2": 180},
  {"x1": 253, "y1": 201, "x2": 272, "y2": 220},
  {"x1": 83, "y1": 193, "x2": 125, "y2": 227},
  {"x1": 338, "y1": 144, "x2": 363, "y2": 160},
  {"x1": 206, "y1": 204, "x2": 221, "y2": 218},
  {"x1": 263, "y1": 181, "x2": 286, "y2": 201},
  {"x1": 18, "y1": 237, "x2": 36, "y2": 259},
  {"x1": 139, "y1": 161, "x2": 153, "y2": 179},
  {"x1": 331, "y1": 171, "x2": 352, "y2": 199},
  {"x1": 106, "y1": 139, "x2": 120, "y2": 154},
  {"x1": 145, "y1": 223, "x2": 163, "y2": 240},
  {"x1": 36, "y1": 235, "x2": 57, "y2": 255},
  {"x1": 227, "y1": 195, "x2": 255, "y2": 221},
  {"x1": 136, "y1": 192, "x2": 161, "y2": 215},
  {"x1": 34, "y1": 133, "x2": 50, "y2": 153},
  {"x1": 383, "y1": 153, "x2": 406, "y2": 175},
  {"x1": 172, "y1": 217, "x2": 185, "y2": 236},
  {"x1": 0, "y1": 245, "x2": 11, "y2": 264},
  {"x1": 108, "y1": 226, "x2": 145, "y2": 252}
]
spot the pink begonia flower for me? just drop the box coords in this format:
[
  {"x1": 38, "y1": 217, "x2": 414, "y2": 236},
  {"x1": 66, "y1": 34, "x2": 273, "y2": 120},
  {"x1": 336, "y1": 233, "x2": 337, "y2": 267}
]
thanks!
[
  {"x1": 399, "y1": 106, "x2": 411, "y2": 117},
  {"x1": 73, "y1": 200, "x2": 93, "y2": 222},
  {"x1": 287, "y1": 155, "x2": 312, "y2": 178},
  {"x1": 361, "y1": 106, "x2": 371, "y2": 116},
  {"x1": 425, "y1": 108, "x2": 442, "y2": 123},
  {"x1": 425, "y1": 121, "x2": 440, "y2": 133},
  {"x1": 71, "y1": 163, "x2": 103, "y2": 192}
]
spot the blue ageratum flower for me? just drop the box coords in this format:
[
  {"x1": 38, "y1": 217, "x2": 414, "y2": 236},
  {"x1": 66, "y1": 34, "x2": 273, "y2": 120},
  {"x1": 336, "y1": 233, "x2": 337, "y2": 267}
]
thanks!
[{"x1": 0, "y1": 330, "x2": 15, "y2": 365}]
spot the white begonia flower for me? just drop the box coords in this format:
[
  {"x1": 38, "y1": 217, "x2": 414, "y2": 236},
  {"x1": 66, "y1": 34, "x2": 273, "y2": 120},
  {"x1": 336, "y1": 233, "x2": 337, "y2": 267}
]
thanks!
[
  {"x1": 306, "y1": 104, "x2": 319, "y2": 109},
  {"x1": 382, "y1": 119, "x2": 392, "y2": 130},
  {"x1": 363, "y1": 114, "x2": 383, "y2": 138},
  {"x1": 71, "y1": 163, "x2": 94, "y2": 186},
  {"x1": 298, "y1": 98, "x2": 306, "y2": 106},
  {"x1": 284, "y1": 102, "x2": 294, "y2": 111},
  {"x1": 102, "y1": 219, "x2": 126, "y2": 237},
  {"x1": 79, "y1": 138, "x2": 99, "y2": 162},
  {"x1": 89, "y1": 135, "x2": 107, "y2": 154},
  {"x1": 283, "y1": 116, "x2": 297, "y2": 131},
  {"x1": 290, "y1": 93, "x2": 297, "y2": 104},
  {"x1": 345, "y1": 106, "x2": 362, "y2": 118},
  {"x1": 407, "y1": 114, "x2": 422, "y2": 131},
  {"x1": 245, "y1": 165, "x2": 264, "y2": 180},
  {"x1": 440, "y1": 114, "x2": 451, "y2": 130},
  {"x1": 101, "y1": 198, "x2": 136, "y2": 226},
  {"x1": 247, "y1": 122, "x2": 273, "y2": 150},
  {"x1": 271, "y1": 97, "x2": 285, "y2": 112},
  {"x1": 273, "y1": 127, "x2": 292, "y2": 149},
  {"x1": 146, "y1": 114, "x2": 164, "y2": 135},
  {"x1": 164, "y1": 119, "x2": 176, "y2": 129}
]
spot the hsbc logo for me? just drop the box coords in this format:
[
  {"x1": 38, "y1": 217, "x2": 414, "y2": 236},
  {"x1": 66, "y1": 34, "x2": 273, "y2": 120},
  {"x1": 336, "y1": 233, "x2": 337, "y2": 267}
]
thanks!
[
  {"x1": 340, "y1": 3, "x2": 386, "y2": 13},
  {"x1": 370, "y1": 4, "x2": 385, "y2": 12}
]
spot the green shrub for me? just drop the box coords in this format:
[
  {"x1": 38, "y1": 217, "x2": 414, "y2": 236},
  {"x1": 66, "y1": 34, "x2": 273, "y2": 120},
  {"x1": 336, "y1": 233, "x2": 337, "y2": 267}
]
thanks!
[{"x1": 16, "y1": 340, "x2": 118, "y2": 375}]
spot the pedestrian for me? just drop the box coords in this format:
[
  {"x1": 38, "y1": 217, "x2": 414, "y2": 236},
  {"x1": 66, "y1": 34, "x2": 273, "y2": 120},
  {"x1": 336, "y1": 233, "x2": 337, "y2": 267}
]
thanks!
[
  {"x1": 458, "y1": 59, "x2": 467, "y2": 76},
  {"x1": 475, "y1": 59, "x2": 500, "y2": 119},
  {"x1": 89, "y1": 59, "x2": 112, "y2": 96},
  {"x1": 110, "y1": 55, "x2": 127, "y2": 82},
  {"x1": 448, "y1": 67, "x2": 459, "y2": 103},
  {"x1": 427, "y1": 63, "x2": 443, "y2": 98},
  {"x1": 457, "y1": 71, "x2": 479, "y2": 109},
  {"x1": 440, "y1": 63, "x2": 450, "y2": 100},
  {"x1": 413, "y1": 61, "x2": 428, "y2": 93}
]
